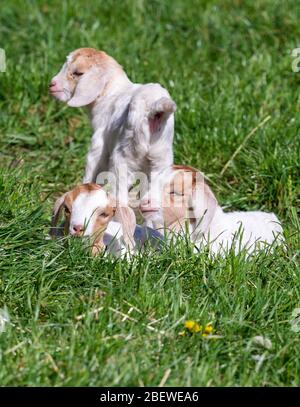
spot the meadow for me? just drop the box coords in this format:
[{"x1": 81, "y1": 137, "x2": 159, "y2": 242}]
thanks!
[{"x1": 0, "y1": 0, "x2": 299, "y2": 386}]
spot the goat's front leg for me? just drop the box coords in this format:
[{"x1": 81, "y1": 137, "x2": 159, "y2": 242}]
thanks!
[
  {"x1": 110, "y1": 162, "x2": 136, "y2": 252},
  {"x1": 83, "y1": 128, "x2": 107, "y2": 184},
  {"x1": 91, "y1": 241, "x2": 106, "y2": 257},
  {"x1": 114, "y1": 205, "x2": 136, "y2": 252},
  {"x1": 139, "y1": 167, "x2": 167, "y2": 230}
]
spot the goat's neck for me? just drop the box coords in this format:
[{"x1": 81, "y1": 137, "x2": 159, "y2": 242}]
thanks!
[
  {"x1": 88, "y1": 73, "x2": 133, "y2": 121},
  {"x1": 166, "y1": 216, "x2": 191, "y2": 234},
  {"x1": 203, "y1": 206, "x2": 224, "y2": 237},
  {"x1": 166, "y1": 205, "x2": 224, "y2": 240}
]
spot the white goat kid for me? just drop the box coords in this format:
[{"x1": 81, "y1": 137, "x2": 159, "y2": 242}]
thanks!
[
  {"x1": 49, "y1": 48, "x2": 176, "y2": 239},
  {"x1": 140, "y1": 165, "x2": 284, "y2": 256}
]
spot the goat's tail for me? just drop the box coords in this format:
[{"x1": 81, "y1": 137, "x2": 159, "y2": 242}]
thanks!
[{"x1": 147, "y1": 97, "x2": 176, "y2": 134}]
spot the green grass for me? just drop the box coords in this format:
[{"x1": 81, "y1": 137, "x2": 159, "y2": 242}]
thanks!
[{"x1": 0, "y1": 0, "x2": 300, "y2": 386}]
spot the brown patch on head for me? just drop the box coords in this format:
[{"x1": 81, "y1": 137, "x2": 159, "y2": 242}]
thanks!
[
  {"x1": 165, "y1": 166, "x2": 197, "y2": 201},
  {"x1": 64, "y1": 183, "x2": 102, "y2": 209},
  {"x1": 172, "y1": 164, "x2": 206, "y2": 189},
  {"x1": 161, "y1": 169, "x2": 193, "y2": 228},
  {"x1": 173, "y1": 164, "x2": 198, "y2": 172},
  {"x1": 71, "y1": 182, "x2": 102, "y2": 197},
  {"x1": 51, "y1": 183, "x2": 104, "y2": 236},
  {"x1": 69, "y1": 48, "x2": 122, "y2": 73},
  {"x1": 72, "y1": 48, "x2": 107, "y2": 62},
  {"x1": 92, "y1": 205, "x2": 115, "y2": 236}
]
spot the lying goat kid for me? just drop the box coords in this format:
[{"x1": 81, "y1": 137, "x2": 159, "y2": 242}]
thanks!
[{"x1": 140, "y1": 165, "x2": 284, "y2": 255}]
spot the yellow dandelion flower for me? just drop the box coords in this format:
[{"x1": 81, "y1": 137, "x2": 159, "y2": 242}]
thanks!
[
  {"x1": 204, "y1": 324, "x2": 213, "y2": 334},
  {"x1": 184, "y1": 320, "x2": 196, "y2": 330},
  {"x1": 184, "y1": 320, "x2": 202, "y2": 334},
  {"x1": 202, "y1": 324, "x2": 214, "y2": 337},
  {"x1": 192, "y1": 323, "x2": 202, "y2": 333}
]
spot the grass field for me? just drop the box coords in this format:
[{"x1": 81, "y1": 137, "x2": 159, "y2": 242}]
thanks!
[{"x1": 0, "y1": 0, "x2": 300, "y2": 386}]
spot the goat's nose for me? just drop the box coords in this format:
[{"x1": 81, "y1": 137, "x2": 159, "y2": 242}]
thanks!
[
  {"x1": 49, "y1": 80, "x2": 56, "y2": 88},
  {"x1": 72, "y1": 224, "x2": 84, "y2": 235}
]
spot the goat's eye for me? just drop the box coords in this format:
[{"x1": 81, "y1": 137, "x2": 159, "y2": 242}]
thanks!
[
  {"x1": 99, "y1": 212, "x2": 109, "y2": 218},
  {"x1": 170, "y1": 191, "x2": 184, "y2": 197},
  {"x1": 73, "y1": 71, "x2": 84, "y2": 77},
  {"x1": 64, "y1": 206, "x2": 71, "y2": 214}
]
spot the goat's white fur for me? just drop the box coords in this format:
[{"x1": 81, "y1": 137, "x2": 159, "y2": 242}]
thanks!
[{"x1": 197, "y1": 207, "x2": 284, "y2": 255}]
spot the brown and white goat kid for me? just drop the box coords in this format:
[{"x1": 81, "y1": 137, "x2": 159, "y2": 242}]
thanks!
[
  {"x1": 50, "y1": 183, "x2": 136, "y2": 256},
  {"x1": 49, "y1": 48, "x2": 176, "y2": 245},
  {"x1": 140, "y1": 165, "x2": 284, "y2": 255},
  {"x1": 50, "y1": 183, "x2": 163, "y2": 256}
]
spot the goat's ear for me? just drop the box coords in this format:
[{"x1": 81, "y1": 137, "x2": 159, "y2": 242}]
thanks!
[
  {"x1": 191, "y1": 179, "x2": 218, "y2": 235},
  {"x1": 148, "y1": 97, "x2": 176, "y2": 134},
  {"x1": 67, "y1": 66, "x2": 105, "y2": 107},
  {"x1": 108, "y1": 195, "x2": 117, "y2": 211},
  {"x1": 50, "y1": 193, "x2": 67, "y2": 237}
]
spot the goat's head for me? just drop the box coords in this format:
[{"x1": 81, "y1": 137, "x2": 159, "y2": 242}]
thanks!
[
  {"x1": 49, "y1": 48, "x2": 124, "y2": 107},
  {"x1": 140, "y1": 165, "x2": 218, "y2": 234}
]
